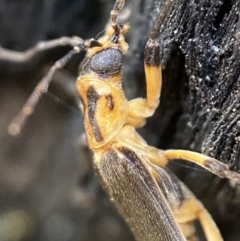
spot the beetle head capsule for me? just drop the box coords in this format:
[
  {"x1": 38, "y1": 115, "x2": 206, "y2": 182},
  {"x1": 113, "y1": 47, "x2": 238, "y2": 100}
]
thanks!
[{"x1": 90, "y1": 48, "x2": 123, "y2": 78}]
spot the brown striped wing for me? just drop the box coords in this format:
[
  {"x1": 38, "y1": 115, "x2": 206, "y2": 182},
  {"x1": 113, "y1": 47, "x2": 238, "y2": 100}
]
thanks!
[{"x1": 94, "y1": 146, "x2": 186, "y2": 241}]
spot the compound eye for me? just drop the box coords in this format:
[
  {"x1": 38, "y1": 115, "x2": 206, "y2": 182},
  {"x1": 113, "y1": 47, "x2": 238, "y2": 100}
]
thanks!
[{"x1": 90, "y1": 48, "x2": 123, "y2": 78}]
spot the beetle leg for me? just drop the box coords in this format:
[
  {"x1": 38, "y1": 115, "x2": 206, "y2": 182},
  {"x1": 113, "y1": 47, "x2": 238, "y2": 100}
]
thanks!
[
  {"x1": 147, "y1": 148, "x2": 240, "y2": 182},
  {"x1": 127, "y1": 34, "x2": 162, "y2": 123},
  {"x1": 174, "y1": 197, "x2": 223, "y2": 241},
  {"x1": 127, "y1": 0, "x2": 177, "y2": 128},
  {"x1": 178, "y1": 222, "x2": 198, "y2": 241},
  {"x1": 125, "y1": 116, "x2": 146, "y2": 128},
  {"x1": 117, "y1": 128, "x2": 240, "y2": 182},
  {"x1": 127, "y1": 34, "x2": 162, "y2": 128},
  {"x1": 161, "y1": 150, "x2": 240, "y2": 182},
  {"x1": 148, "y1": 165, "x2": 223, "y2": 241}
]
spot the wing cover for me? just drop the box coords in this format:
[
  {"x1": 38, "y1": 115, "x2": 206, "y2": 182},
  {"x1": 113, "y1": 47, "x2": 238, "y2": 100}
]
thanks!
[{"x1": 94, "y1": 146, "x2": 186, "y2": 241}]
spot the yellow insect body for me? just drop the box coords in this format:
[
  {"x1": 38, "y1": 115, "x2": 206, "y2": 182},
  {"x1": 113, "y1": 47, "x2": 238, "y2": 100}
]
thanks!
[{"x1": 8, "y1": 0, "x2": 240, "y2": 240}]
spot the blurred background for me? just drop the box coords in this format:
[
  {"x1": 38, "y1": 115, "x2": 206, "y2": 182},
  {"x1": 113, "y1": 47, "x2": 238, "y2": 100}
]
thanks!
[{"x1": 0, "y1": 0, "x2": 240, "y2": 241}]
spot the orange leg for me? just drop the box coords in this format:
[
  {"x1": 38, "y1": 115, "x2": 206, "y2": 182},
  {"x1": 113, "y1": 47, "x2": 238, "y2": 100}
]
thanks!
[
  {"x1": 127, "y1": 32, "x2": 162, "y2": 127},
  {"x1": 113, "y1": 125, "x2": 229, "y2": 241},
  {"x1": 127, "y1": 62, "x2": 162, "y2": 128},
  {"x1": 116, "y1": 126, "x2": 240, "y2": 182},
  {"x1": 127, "y1": 0, "x2": 176, "y2": 127},
  {"x1": 175, "y1": 198, "x2": 223, "y2": 241},
  {"x1": 128, "y1": 63, "x2": 162, "y2": 119},
  {"x1": 146, "y1": 147, "x2": 224, "y2": 241},
  {"x1": 148, "y1": 148, "x2": 240, "y2": 182},
  {"x1": 178, "y1": 222, "x2": 197, "y2": 241},
  {"x1": 162, "y1": 150, "x2": 240, "y2": 182}
]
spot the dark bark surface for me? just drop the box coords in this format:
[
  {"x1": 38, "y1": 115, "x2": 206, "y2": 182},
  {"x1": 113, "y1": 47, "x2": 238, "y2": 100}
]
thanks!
[{"x1": 0, "y1": 0, "x2": 240, "y2": 241}]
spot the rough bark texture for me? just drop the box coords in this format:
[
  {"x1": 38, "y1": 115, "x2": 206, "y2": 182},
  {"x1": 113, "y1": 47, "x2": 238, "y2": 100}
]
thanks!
[{"x1": 0, "y1": 0, "x2": 240, "y2": 241}]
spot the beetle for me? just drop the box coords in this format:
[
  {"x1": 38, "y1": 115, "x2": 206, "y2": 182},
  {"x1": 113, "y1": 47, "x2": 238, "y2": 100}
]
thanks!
[{"x1": 7, "y1": 0, "x2": 240, "y2": 240}]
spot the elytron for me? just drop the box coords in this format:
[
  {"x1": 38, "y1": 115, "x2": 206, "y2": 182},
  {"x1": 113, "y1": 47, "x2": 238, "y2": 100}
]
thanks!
[{"x1": 8, "y1": 0, "x2": 240, "y2": 240}]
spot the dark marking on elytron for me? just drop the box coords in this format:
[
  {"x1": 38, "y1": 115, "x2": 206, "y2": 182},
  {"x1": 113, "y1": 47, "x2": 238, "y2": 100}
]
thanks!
[
  {"x1": 112, "y1": 147, "x2": 184, "y2": 241},
  {"x1": 118, "y1": 147, "x2": 150, "y2": 183},
  {"x1": 87, "y1": 86, "x2": 104, "y2": 142},
  {"x1": 119, "y1": 147, "x2": 185, "y2": 208},
  {"x1": 118, "y1": 147, "x2": 140, "y2": 168},
  {"x1": 105, "y1": 94, "x2": 114, "y2": 110}
]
